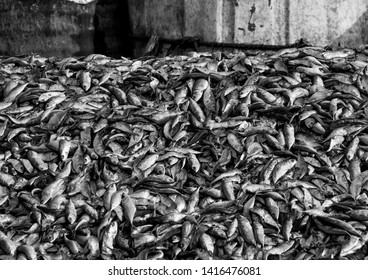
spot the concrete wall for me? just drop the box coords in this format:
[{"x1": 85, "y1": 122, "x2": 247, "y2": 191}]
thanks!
[
  {"x1": 128, "y1": 0, "x2": 368, "y2": 47},
  {"x1": 0, "y1": 0, "x2": 96, "y2": 57},
  {"x1": 0, "y1": 0, "x2": 367, "y2": 57}
]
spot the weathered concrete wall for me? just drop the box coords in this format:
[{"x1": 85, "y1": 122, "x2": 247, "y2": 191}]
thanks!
[
  {"x1": 1, "y1": 0, "x2": 367, "y2": 57},
  {"x1": 0, "y1": 0, "x2": 96, "y2": 57},
  {"x1": 184, "y1": 0, "x2": 223, "y2": 42},
  {"x1": 289, "y1": 0, "x2": 368, "y2": 46},
  {"x1": 233, "y1": 0, "x2": 288, "y2": 45},
  {"x1": 128, "y1": 0, "x2": 368, "y2": 47}
]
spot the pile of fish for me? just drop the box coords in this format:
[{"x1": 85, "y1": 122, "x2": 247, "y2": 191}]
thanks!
[{"x1": 1, "y1": 45, "x2": 368, "y2": 260}]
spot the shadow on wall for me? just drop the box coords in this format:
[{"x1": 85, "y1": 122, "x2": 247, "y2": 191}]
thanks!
[
  {"x1": 0, "y1": 0, "x2": 133, "y2": 57},
  {"x1": 334, "y1": 9, "x2": 368, "y2": 47},
  {"x1": 94, "y1": 0, "x2": 133, "y2": 58}
]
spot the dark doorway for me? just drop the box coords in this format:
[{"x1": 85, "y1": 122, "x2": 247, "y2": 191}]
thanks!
[{"x1": 94, "y1": 0, "x2": 133, "y2": 58}]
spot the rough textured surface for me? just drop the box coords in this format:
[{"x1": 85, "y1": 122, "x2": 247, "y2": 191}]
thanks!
[
  {"x1": 328, "y1": 0, "x2": 368, "y2": 47},
  {"x1": 0, "y1": 0, "x2": 95, "y2": 57},
  {"x1": 128, "y1": 0, "x2": 184, "y2": 39},
  {"x1": 184, "y1": 0, "x2": 223, "y2": 42},
  {"x1": 128, "y1": 0, "x2": 368, "y2": 47},
  {"x1": 289, "y1": 0, "x2": 328, "y2": 45},
  {"x1": 234, "y1": 0, "x2": 288, "y2": 45}
]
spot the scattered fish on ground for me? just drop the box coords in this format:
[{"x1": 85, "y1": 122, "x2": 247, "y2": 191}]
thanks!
[{"x1": 1, "y1": 46, "x2": 368, "y2": 259}]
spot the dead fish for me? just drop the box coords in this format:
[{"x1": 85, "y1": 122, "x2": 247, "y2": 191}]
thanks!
[
  {"x1": 16, "y1": 244, "x2": 37, "y2": 260},
  {"x1": 133, "y1": 234, "x2": 156, "y2": 249},
  {"x1": 147, "y1": 212, "x2": 188, "y2": 224},
  {"x1": 192, "y1": 78, "x2": 209, "y2": 101},
  {"x1": 41, "y1": 178, "x2": 66, "y2": 205},
  {"x1": 340, "y1": 236, "x2": 362, "y2": 257},
  {"x1": 186, "y1": 187, "x2": 200, "y2": 214},
  {"x1": 1, "y1": 47, "x2": 368, "y2": 260},
  {"x1": 0, "y1": 236, "x2": 17, "y2": 255},
  {"x1": 227, "y1": 133, "x2": 244, "y2": 153},
  {"x1": 79, "y1": 71, "x2": 92, "y2": 91},
  {"x1": 272, "y1": 158, "x2": 297, "y2": 184},
  {"x1": 237, "y1": 214, "x2": 257, "y2": 246},
  {"x1": 27, "y1": 151, "x2": 49, "y2": 171},
  {"x1": 317, "y1": 216, "x2": 361, "y2": 237},
  {"x1": 4, "y1": 82, "x2": 29, "y2": 103},
  {"x1": 65, "y1": 199, "x2": 77, "y2": 225},
  {"x1": 137, "y1": 154, "x2": 159, "y2": 171},
  {"x1": 0, "y1": 172, "x2": 16, "y2": 187},
  {"x1": 250, "y1": 207, "x2": 280, "y2": 231},
  {"x1": 121, "y1": 193, "x2": 136, "y2": 225},
  {"x1": 101, "y1": 220, "x2": 118, "y2": 257},
  {"x1": 199, "y1": 232, "x2": 214, "y2": 254},
  {"x1": 252, "y1": 215, "x2": 265, "y2": 247},
  {"x1": 263, "y1": 240, "x2": 295, "y2": 260},
  {"x1": 347, "y1": 209, "x2": 368, "y2": 221}
]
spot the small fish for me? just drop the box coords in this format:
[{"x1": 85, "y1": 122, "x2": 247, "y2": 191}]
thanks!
[
  {"x1": 192, "y1": 79, "x2": 209, "y2": 102},
  {"x1": 16, "y1": 245, "x2": 37, "y2": 260},
  {"x1": 272, "y1": 158, "x2": 297, "y2": 184},
  {"x1": 4, "y1": 82, "x2": 29, "y2": 103},
  {"x1": 80, "y1": 71, "x2": 92, "y2": 91},
  {"x1": 2, "y1": 46, "x2": 368, "y2": 260},
  {"x1": 65, "y1": 199, "x2": 77, "y2": 225},
  {"x1": 252, "y1": 215, "x2": 265, "y2": 247},
  {"x1": 41, "y1": 178, "x2": 66, "y2": 205},
  {"x1": 0, "y1": 172, "x2": 16, "y2": 188},
  {"x1": 0, "y1": 236, "x2": 17, "y2": 255},
  {"x1": 237, "y1": 214, "x2": 257, "y2": 246},
  {"x1": 101, "y1": 220, "x2": 118, "y2": 257},
  {"x1": 199, "y1": 232, "x2": 214, "y2": 254},
  {"x1": 263, "y1": 240, "x2": 295, "y2": 260},
  {"x1": 121, "y1": 193, "x2": 136, "y2": 225},
  {"x1": 250, "y1": 207, "x2": 280, "y2": 231}
]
